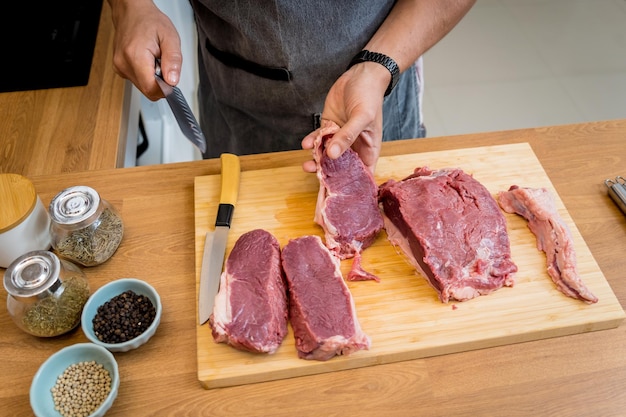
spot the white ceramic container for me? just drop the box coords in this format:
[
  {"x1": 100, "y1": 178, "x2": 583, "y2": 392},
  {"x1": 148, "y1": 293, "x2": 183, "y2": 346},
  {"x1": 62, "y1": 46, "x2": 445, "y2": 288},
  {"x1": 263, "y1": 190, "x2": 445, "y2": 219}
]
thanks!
[{"x1": 0, "y1": 174, "x2": 51, "y2": 268}]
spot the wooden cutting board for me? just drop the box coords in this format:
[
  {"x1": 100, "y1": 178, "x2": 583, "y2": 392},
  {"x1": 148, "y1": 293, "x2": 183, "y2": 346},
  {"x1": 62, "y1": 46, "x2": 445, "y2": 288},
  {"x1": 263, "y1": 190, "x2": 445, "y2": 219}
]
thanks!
[{"x1": 194, "y1": 143, "x2": 625, "y2": 389}]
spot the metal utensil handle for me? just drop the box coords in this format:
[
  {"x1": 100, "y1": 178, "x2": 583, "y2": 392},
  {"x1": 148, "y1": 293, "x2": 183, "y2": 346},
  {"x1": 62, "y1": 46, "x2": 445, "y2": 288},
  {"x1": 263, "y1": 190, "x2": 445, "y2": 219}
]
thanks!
[
  {"x1": 606, "y1": 179, "x2": 626, "y2": 215},
  {"x1": 154, "y1": 60, "x2": 173, "y2": 95}
]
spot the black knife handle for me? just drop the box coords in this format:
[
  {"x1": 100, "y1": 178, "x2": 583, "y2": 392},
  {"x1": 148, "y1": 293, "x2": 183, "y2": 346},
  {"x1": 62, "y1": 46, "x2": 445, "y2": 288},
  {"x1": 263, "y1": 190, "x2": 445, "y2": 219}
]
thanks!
[{"x1": 215, "y1": 203, "x2": 235, "y2": 228}]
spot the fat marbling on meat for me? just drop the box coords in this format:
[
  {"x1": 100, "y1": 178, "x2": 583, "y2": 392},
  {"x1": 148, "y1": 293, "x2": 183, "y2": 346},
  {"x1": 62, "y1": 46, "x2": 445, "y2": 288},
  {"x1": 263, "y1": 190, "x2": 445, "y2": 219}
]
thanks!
[
  {"x1": 281, "y1": 235, "x2": 371, "y2": 361},
  {"x1": 497, "y1": 185, "x2": 598, "y2": 303},
  {"x1": 209, "y1": 229, "x2": 289, "y2": 354},
  {"x1": 312, "y1": 120, "x2": 383, "y2": 281},
  {"x1": 378, "y1": 167, "x2": 517, "y2": 303}
]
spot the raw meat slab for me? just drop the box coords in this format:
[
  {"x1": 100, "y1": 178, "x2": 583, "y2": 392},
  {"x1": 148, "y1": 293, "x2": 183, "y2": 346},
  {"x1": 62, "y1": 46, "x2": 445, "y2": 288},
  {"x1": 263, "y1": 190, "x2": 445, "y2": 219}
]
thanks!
[{"x1": 194, "y1": 143, "x2": 625, "y2": 389}]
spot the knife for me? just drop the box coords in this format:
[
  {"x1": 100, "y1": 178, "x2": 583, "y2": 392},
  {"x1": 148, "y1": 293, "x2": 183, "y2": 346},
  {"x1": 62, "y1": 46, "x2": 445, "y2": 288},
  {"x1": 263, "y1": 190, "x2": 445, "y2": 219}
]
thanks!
[
  {"x1": 154, "y1": 60, "x2": 207, "y2": 154},
  {"x1": 198, "y1": 153, "x2": 241, "y2": 324}
]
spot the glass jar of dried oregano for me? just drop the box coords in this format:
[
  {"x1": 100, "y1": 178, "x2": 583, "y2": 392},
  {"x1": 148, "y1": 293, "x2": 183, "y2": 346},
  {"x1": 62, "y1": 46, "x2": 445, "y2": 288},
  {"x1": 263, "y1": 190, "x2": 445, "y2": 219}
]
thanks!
[
  {"x1": 3, "y1": 250, "x2": 90, "y2": 337},
  {"x1": 49, "y1": 186, "x2": 124, "y2": 267}
]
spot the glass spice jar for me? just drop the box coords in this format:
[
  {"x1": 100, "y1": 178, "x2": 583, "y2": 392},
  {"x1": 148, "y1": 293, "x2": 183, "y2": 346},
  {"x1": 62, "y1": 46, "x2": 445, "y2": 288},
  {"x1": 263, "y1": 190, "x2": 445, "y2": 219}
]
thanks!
[
  {"x1": 3, "y1": 250, "x2": 90, "y2": 337},
  {"x1": 49, "y1": 186, "x2": 124, "y2": 267}
]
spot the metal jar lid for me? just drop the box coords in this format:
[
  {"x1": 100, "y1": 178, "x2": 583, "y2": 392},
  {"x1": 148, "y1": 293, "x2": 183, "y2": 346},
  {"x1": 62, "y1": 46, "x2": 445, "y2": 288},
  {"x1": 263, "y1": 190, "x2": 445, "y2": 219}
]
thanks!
[
  {"x1": 49, "y1": 185, "x2": 101, "y2": 229},
  {"x1": 3, "y1": 250, "x2": 62, "y2": 300},
  {"x1": 0, "y1": 173, "x2": 37, "y2": 233}
]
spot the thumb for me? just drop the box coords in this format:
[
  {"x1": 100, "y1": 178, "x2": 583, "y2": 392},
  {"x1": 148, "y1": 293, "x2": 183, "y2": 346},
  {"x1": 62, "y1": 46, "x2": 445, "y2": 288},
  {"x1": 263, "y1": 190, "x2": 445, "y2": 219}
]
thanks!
[
  {"x1": 325, "y1": 115, "x2": 368, "y2": 160},
  {"x1": 160, "y1": 57, "x2": 182, "y2": 86},
  {"x1": 159, "y1": 35, "x2": 183, "y2": 86}
]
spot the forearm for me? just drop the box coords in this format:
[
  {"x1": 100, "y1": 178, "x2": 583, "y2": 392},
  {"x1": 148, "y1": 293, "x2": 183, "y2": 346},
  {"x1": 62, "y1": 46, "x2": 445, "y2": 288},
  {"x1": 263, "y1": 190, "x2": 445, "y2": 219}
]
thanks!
[
  {"x1": 107, "y1": 0, "x2": 156, "y2": 28},
  {"x1": 312, "y1": 0, "x2": 476, "y2": 169},
  {"x1": 365, "y1": 0, "x2": 476, "y2": 72}
]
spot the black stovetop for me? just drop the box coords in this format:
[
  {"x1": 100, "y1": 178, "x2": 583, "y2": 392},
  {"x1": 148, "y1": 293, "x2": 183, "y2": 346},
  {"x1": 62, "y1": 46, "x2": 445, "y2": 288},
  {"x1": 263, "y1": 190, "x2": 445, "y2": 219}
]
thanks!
[{"x1": 0, "y1": 0, "x2": 103, "y2": 93}]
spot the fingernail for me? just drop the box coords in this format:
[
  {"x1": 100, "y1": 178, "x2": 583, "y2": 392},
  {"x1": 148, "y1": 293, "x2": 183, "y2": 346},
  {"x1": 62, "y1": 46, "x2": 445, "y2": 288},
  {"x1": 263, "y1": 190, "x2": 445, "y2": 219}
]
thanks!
[
  {"x1": 328, "y1": 144, "x2": 341, "y2": 158},
  {"x1": 168, "y1": 71, "x2": 179, "y2": 84}
]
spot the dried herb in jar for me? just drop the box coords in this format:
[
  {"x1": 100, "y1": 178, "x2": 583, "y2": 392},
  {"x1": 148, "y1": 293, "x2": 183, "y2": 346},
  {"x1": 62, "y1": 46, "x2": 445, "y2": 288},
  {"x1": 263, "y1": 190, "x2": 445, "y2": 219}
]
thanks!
[
  {"x1": 22, "y1": 275, "x2": 90, "y2": 337},
  {"x1": 50, "y1": 186, "x2": 124, "y2": 267},
  {"x1": 92, "y1": 290, "x2": 156, "y2": 344},
  {"x1": 55, "y1": 207, "x2": 124, "y2": 266}
]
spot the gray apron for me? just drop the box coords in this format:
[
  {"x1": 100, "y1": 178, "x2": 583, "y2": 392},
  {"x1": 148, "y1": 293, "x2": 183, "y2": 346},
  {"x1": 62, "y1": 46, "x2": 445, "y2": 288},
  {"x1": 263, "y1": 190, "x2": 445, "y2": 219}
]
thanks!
[{"x1": 190, "y1": 0, "x2": 425, "y2": 158}]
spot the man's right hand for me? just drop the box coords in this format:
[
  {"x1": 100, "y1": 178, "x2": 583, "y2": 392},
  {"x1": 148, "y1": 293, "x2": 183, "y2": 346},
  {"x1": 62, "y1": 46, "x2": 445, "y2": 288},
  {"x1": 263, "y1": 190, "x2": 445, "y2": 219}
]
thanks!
[{"x1": 108, "y1": 0, "x2": 183, "y2": 100}]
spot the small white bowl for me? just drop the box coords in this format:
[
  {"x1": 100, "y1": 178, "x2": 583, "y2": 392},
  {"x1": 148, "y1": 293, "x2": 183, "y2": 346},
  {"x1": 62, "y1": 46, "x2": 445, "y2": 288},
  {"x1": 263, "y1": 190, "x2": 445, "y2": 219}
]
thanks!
[
  {"x1": 30, "y1": 343, "x2": 120, "y2": 417},
  {"x1": 81, "y1": 278, "x2": 162, "y2": 352}
]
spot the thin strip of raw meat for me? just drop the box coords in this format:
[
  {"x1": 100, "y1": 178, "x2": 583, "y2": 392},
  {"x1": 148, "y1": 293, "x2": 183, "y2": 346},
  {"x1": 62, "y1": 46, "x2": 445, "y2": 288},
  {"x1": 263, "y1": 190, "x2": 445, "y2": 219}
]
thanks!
[
  {"x1": 210, "y1": 229, "x2": 289, "y2": 353},
  {"x1": 312, "y1": 120, "x2": 384, "y2": 281},
  {"x1": 379, "y1": 167, "x2": 517, "y2": 303},
  {"x1": 281, "y1": 235, "x2": 371, "y2": 361},
  {"x1": 497, "y1": 185, "x2": 598, "y2": 303}
]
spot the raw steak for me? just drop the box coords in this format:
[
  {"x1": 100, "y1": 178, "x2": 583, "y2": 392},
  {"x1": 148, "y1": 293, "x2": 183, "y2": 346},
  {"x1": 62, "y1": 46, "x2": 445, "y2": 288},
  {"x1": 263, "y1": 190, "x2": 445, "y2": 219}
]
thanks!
[
  {"x1": 210, "y1": 229, "x2": 289, "y2": 353},
  {"x1": 379, "y1": 167, "x2": 517, "y2": 303},
  {"x1": 312, "y1": 120, "x2": 383, "y2": 281},
  {"x1": 497, "y1": 185, "x2": 598, "y2": 303},
  {"x1": 281, "y1": 235, "x2": 371, "y2": 361}
]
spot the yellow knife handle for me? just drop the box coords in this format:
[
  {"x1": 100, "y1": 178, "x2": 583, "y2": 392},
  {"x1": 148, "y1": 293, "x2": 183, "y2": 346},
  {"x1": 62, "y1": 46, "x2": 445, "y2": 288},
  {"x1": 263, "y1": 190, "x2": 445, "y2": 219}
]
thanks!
[
  {"x1": 219, "y1": 153, "x2": 240, "y2": 205},
  {"x1": 215, "y1": 153, "x2": 241, "y2": 227}
]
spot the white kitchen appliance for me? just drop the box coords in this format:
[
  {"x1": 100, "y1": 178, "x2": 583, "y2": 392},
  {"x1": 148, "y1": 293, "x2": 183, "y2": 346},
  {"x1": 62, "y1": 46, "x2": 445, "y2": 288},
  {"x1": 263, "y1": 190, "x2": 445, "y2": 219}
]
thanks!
[{"x1": 124, "y1": 0, "x2": 201, "y2": 167}]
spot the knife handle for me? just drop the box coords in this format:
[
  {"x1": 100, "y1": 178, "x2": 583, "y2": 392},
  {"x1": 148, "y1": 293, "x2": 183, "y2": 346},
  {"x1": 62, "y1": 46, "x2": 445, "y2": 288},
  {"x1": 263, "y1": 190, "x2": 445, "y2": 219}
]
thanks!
[
  {"x1": 216, "y1": 153, "x2": 241, "y2": 227},
  {"x1": 220, "y1": 153, "x2": 240, "y2": 205}
]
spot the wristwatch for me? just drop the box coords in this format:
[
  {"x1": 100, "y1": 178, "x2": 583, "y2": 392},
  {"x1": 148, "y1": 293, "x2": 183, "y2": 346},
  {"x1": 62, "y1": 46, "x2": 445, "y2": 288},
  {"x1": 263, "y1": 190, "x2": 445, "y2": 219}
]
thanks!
[{"x1": 347, "y1": 50, "x2": 400, "y2": 96}]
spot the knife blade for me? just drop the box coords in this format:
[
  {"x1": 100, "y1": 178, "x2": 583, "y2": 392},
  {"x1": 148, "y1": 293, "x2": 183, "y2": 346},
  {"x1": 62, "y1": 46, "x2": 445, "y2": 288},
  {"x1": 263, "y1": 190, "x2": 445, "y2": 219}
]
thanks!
[
  {"x1": 154, "y1": 60, "x2": 207, "y2": 154},
  {"x1": 198, "y1": 153, "x2": 241, "y2": 324}
]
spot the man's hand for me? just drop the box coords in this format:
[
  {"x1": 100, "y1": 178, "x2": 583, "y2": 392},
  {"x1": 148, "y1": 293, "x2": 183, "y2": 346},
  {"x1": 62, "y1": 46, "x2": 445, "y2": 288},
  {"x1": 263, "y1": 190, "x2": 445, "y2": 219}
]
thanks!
[
  {"x1": 108, "y1": 0, "x2": 182, "y2": 100},
  {"x1": 303, "y1": 0, "x2": 476, "y2": 173},
  {"x1": 302, "y1": 61, "x2": 389, "y2": 174}
]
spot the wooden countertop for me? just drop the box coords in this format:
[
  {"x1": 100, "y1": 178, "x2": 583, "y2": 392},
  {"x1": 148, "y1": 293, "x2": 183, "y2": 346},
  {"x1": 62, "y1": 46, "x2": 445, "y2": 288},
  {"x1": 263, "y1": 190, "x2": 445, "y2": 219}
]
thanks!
[
  {"x1": 0, "y1": 119, "x2": 624, "y2": 416},
  {"x1": 0, "y1": 2, "x2": 127, "y2": 177}
]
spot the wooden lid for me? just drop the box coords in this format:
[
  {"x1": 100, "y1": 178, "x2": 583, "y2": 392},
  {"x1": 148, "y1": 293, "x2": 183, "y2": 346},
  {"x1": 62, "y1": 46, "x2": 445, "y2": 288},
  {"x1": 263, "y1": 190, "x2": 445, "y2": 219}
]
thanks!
[{"x1": 0, "y1": 173, "x2": 37, "y2": 233}]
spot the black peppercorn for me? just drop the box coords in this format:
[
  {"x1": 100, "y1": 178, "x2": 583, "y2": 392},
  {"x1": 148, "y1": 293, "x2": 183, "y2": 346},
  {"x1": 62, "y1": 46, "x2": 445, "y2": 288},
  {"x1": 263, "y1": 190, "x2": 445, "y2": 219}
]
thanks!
[{"x1": 92, "y1": 290, "x2": 156, "y2": 344}]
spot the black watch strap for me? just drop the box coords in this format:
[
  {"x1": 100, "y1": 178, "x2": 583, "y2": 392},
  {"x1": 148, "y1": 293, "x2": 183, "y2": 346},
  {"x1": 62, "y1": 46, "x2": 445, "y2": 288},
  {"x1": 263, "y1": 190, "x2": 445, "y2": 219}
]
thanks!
[{"x1": 347, "y1": 50, "x2": 400, "y2": 96}]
